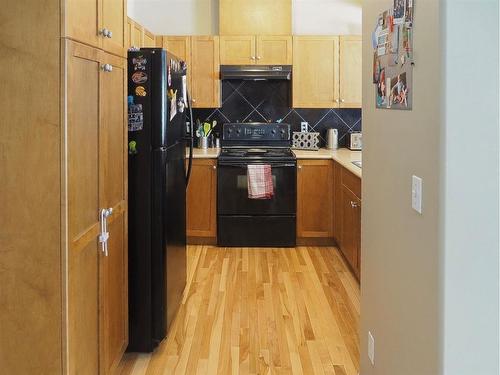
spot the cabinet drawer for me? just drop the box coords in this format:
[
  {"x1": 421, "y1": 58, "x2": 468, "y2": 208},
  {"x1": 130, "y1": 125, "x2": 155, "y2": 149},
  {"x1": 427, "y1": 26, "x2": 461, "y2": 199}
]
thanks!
[{"x1": 341, "y1": 167, "x2": 361, "y2": 198}]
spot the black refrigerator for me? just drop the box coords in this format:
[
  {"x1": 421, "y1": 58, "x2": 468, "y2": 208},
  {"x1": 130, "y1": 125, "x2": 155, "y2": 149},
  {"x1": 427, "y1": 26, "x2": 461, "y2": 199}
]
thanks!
[{"x1": 127, "y1": 48, "x2": 193, "y2": 352}]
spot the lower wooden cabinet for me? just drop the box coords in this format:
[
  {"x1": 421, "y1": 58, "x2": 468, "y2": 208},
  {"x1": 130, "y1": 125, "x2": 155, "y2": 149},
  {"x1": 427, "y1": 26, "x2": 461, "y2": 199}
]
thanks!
[
  {"x1": 334, "y1": 161, "x2": 362, "y2": 279},
  {"x1": 297, "y1": 160, "x2": 334, "y2": 239},
  {"x1": 187, "y1": 159, "x2": 217, "y2": 242}
]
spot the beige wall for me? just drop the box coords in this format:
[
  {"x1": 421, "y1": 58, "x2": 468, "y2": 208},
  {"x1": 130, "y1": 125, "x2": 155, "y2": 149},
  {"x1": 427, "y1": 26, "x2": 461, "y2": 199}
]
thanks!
[{"x1": 361, "y1": 0, "x2": 442, "y2": 374}]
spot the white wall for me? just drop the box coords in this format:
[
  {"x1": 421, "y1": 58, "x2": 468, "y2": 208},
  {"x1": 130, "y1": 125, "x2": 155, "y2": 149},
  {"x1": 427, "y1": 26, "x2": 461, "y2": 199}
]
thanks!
[
  {"x1": 127, "y1": 0, "x2": 218, "y2": 35},
  {"x1": 127, "y1": 0, "x2": 361, "y2": 35},
  {"x1": 293, "y1": 0, "x2": 362, "y2": 34},
  {"x1": 441, "y1": 0, "x2": 499, "y2": 374}
]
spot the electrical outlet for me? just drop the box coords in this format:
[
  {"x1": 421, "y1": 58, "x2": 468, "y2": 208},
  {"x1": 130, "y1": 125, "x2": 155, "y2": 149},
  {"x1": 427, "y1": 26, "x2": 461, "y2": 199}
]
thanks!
[
  {"x1": 412, "y1": 175, "x2": 423, "y2": 214},
  {"x1": 368, "y1": 331, "x2": 375, "y2": 365},
  {"x1": 301, "y1": 121, "x2": 308, "y2": 132}
]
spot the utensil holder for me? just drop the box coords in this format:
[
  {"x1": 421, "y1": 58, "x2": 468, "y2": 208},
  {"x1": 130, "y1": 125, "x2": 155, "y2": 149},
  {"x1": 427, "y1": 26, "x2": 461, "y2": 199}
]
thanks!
[{"x1": 198, "y1": 136, "x2": 208, "y2": 149}]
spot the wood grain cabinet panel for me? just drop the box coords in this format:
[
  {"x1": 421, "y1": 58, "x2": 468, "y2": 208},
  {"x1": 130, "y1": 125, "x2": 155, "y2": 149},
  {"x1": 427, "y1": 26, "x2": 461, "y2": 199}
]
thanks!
[
  {"x1": 143, "y1": 29, "x2": 156, "y2": 47},
  {"x1": 339, "y1": 36, "x2": 362, "y2": 108},
  {"x1": 340, "y1": 186, "x2": 361, "y2": 279},
  {"x1": 220, "y1": 0, "x2": 291, "y2": 35},
  {"x1": 293, "y1": 36, "x2": 340, "y2": 108},
  {"x1": 191, "y1": 36, "x2": 221, "y2": 108},
  {"x1": 99, "y1": 51, "x2": 128, "y2": 375},
  {"x1": 297, "y1": 160, "x2": 334, "y2": 238},
  {"x1": 65, "y1": 0, "x2": 126, "y2": 57},
  {"x1": 187, "y1": 159, "x2": 217, "y2": 240},
  {"x1": 256, "y1": 36, "x2": 292, "y2": 65},
  {"x1": 66, "y1": 41, "x2": 128, "y2": 374},
  {"x1": 220, "y1": 36, "x2": 256, "y2": 65},
  {"x1": 159, "y1": 36, "x2": 192, "y2": 92}
]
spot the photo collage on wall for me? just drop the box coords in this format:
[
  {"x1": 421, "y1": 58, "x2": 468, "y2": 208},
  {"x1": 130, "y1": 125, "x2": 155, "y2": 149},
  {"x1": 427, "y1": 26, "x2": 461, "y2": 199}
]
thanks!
[{"x1": 372, "y1": 0, "x2": 414, "y2": 110}]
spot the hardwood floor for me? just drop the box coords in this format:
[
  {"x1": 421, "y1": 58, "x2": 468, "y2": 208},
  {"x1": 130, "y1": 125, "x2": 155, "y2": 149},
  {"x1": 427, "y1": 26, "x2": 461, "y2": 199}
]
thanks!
[{"x1": 116, "y1": 246, "x2": 360, "y2": 374}]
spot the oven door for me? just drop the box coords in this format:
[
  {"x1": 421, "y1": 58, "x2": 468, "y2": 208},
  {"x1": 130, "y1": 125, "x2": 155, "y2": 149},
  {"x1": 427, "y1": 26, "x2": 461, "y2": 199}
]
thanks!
[{"x1": 217, "y1": 160, "x2": 297, "y2": 215}]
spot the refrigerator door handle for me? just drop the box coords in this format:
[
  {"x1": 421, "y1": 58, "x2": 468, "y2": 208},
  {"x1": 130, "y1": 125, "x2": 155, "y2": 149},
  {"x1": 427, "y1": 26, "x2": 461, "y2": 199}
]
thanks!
[{"x1": 185, "y1": 89, "x2": 194, "y2": 186}]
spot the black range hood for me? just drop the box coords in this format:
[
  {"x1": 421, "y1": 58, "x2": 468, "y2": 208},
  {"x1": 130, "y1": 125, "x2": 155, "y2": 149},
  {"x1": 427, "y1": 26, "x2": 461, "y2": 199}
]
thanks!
[{"x1": 220, "y1": 65, "x2": 292, "y2": 80}]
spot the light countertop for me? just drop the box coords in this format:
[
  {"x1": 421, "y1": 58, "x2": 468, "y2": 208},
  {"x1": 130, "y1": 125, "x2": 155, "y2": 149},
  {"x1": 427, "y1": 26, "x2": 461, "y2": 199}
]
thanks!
[
  {"x1": 293, "y1": 148, "x2": 362, "y2": 178},
  {"x1": 186, "y1": 147, "x2": 362, "y2": 178},
  {"x1": 187, "y1": 147, "x2": 220, "y2": 159}
]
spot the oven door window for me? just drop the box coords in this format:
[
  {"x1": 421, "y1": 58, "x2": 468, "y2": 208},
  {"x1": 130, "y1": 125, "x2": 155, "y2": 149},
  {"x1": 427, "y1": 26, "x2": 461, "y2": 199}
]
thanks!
[{"x1": 217, "y1": 163, "x2": 296, "y2": 215}]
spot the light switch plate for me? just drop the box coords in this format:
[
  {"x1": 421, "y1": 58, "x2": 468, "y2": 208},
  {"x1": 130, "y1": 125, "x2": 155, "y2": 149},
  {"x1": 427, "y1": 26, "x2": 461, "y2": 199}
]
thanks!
[
  {"x1": 368, "y1": 331, "x2": 375, "y2": 365},
  {"x1": 412, "y1": 175, "x2": 423, "y2": 214},
  {"x1": 301, "y1": 122, "x2": 308, "y2": 132}
]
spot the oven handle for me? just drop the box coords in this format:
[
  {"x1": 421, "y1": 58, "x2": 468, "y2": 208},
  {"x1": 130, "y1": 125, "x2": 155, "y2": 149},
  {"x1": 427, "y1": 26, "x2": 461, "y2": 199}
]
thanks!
[{"x1": 217, "y1": 162, "x2": 297, "y2": 168}]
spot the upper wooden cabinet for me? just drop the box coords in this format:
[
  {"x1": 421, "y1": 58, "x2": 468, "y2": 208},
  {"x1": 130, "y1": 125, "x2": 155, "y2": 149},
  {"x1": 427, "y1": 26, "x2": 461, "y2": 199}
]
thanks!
[
  {"x1": 339, "y1": 36, "x2": 362, "y2": 108},
  {"x1": 143, "y1": 29, "x2": 156, "y2": 47},
  {"x1": 220, "y1": 0, "x2": 291, "y2": 35},
  {"x1": 293, "y1": 35, "x2": 361, "y2": 108},
  {"x1": 220, "y1": 35, "x2": 292, "y2": 65},
  {"x1": 65, "y1": 0, "x2": 126, "y2": 57},
  {"x1": 297, "y1": 160, "x2": 334, "y2": 239},
  {"x1": 293, "y1": 36, "x2": 340, "y2": 108},
  {"x1": 256, "y1": 36, "x2": 293, "y2": 65},
  {"x1": 158, "y1": 36, "x2": 192, "y2": 92},
  {"x1": 191, "y1": 36, "x2": 221, "y2": 108}
]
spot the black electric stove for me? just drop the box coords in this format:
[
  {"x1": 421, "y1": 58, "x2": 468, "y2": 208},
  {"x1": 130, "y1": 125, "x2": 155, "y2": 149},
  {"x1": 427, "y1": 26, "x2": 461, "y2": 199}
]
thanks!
[{"x1": 217, "y1": 123, "x2": 297, "y2": 247}]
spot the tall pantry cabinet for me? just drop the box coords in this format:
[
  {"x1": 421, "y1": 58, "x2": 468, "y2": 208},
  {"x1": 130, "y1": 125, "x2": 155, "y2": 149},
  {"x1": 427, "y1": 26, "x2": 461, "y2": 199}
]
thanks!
[{"x1": 1, "y1": 1, "x2": 128, "y2": 374}]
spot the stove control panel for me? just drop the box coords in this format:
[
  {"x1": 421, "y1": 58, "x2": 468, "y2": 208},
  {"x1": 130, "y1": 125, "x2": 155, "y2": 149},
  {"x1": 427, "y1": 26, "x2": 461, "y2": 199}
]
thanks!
[{"x1": 223, "y1": 123, "x2": 290, "y2": 142}]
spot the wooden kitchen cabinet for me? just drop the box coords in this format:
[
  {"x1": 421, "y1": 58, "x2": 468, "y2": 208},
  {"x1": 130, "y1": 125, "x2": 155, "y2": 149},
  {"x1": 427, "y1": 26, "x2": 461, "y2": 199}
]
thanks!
[
  {"x1": 293, "y1": 35, "x2": 361, "y2": 108},
  {"x1": 187, "y1": 159, "x2": 217, "y2": 242},
  {"x1": 220, "y1": 35, "x2": 292, "y2": 65},
  {"x1": 339, "y1": 36, "x2": 362, "y2": 108},
  {"x1": 333, "y1": 161, "x2": 362, "y2": 279},
  {"x1": 128, "y1": 18, "x2": 144, "y2": 48},
  {"x1": 67, "y1": 40, "x2": 128, "y2": 374},
  {"x1": 65, "y1": 0, "x2": 126, "y2": 57},
  {"x1": 219, "y1": 0, "x2": 291, "y2": 35},
  {"x1": 297, "y1": 160, "x2": 334, "y2": 239},
  {"x1": 293, "y1": 36, "x2": 340, "y2": 108},
  {"x1": 158, "y1": 36, "x2": 192, "y2": 92},
  {"x1": 143, "y1": 29, "x2": 156, "y2": 47},
  {"x1": 191, "y1": 36, "x2": 221, "y2": 108}
]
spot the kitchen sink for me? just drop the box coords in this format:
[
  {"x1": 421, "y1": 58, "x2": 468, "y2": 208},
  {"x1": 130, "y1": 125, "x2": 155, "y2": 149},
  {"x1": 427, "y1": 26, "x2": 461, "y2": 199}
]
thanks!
[{"x1": 352, "y1": 161, "x2": 362, "y2": 169}]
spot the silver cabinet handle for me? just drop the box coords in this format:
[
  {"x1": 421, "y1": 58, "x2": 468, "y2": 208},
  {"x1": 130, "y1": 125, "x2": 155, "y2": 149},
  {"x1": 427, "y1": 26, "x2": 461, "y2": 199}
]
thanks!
[
  {"x1": 340, "y1": 99, "x2": 345, "y2": 103},
  {"x1": 99, "y1": 28, "x2": 111, "y2": 38},
  {"x1": 257, "y1": 56, "x2": 261, "y2": 60},
  {"x1": 335, "y1": 99, "x2": 340, "y2": 103},
  {"x1": 298, "y1": 165, "x2": 302, "y2": 169},
  {"x1": 99, "y1": 208, "x2": 113, "y2": 256},
  {"x1": 107, "y1": 30, "x2": 113, "y2": 38},
  {"x1": 350, "y1": 201, "x2": 359, "y2": 208},
  {"x1": 250, "y1": 56, "x2": 256, "y2": 60},
  {"x1": 192, "y1": 98, "x2": 196, "y2": 103},
  {"x1": 213, "y1": 165, "x2": 217, "y2": 170},
  {"x1": 101, "y1": 64, "x2": 113, "y2": 72}
]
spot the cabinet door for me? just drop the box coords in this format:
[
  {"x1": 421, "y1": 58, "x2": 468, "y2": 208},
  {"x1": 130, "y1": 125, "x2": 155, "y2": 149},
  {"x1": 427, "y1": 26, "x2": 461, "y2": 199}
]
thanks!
[
  {"x1": 102, "y1": 0, "x2": 126, "y2": 56},
  {"x1": 220, "y1": 0, "x2": 291, "y2": 35},
  {"x1": 220, "y1": 36, "x2": 256, "y2": 65},
  {"x1": 160, "y1": 36, "x2": 192, "y2": 92},
  {"x1": 297, "y1": 160, "x2": 334, "y2": 238},
  {"x1": 341, "y1": 186, "x2": 361, "y2": 278},
  {"x1": 191, "y1": 36, "x2": 220, "y2": 108},
  {"x1": 130, "y1": 20, "x2": 143, "y2": 48},
  {"x1": 143, "y1": 29, "x2": 156, "y2": 47},
  {"x1": 256, "y1": 36, "x2": 292, "y2": 65},
  {"x1": 339, "y1": 36, "x2": 362, "y2": 108},
  {"x1": 66, "y1": 41, "x2": 101, "y2": 375},
  {"x1": 293, "y1": 36, "x2": 340, "y2": 108},
  {"x1": 187, "y1": 159, "x2": 217, "y2": 238},
  {"x1": 65, "y1": 0, "x2": 101, "y2": 49},
  {"x1": 99, "y1": 52, "x2": 128, "y2": 374}
]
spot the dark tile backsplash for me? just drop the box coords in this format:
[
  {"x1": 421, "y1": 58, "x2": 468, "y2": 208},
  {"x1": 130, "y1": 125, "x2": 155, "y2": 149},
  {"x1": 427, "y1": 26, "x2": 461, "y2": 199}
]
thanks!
[{"x1": 192, "y1": 80, "x2": 361, "y2": 147}]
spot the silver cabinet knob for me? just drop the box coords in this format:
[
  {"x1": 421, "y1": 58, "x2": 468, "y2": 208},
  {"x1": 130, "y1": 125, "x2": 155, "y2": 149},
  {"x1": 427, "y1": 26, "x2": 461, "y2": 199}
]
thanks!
[
  {"x1": 335, "y1": 99, "x2": 340, "y2": 103},
  {"x1": 107, "y1": 30, "x2": 113, "y2": 38},
  {"x1": 350, "y1": 201, "x2": 359, "y2": 208},
  {"x1": 257, "y1": 56, "x2": 261, "y2": 60},
  {"x1": 250, "y1": 56, "x2": 256, "y2": 60},
  {"x1": 192, "y1": 98, "x2": 196, "y2": 103},
  {"x1": 340, "y1": 99, "x2": 345, "y2": 103},
  {"x1": 213, "y1": 165, "x2": 217, "y2": 170},
  {"x1": 298, "y1": 165, "x2": 302, "y2": 170},
  {"x1": 101, "y1": 63, "x2": 113, "y2": 72}
]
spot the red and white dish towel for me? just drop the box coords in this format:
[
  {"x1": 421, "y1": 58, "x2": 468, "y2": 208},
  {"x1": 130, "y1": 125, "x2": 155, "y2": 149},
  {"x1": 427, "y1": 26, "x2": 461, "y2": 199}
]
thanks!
[{"x1": 247, "y1": 164, "x2": 274, "y2": 199}]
